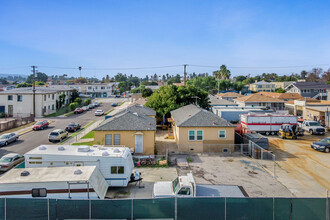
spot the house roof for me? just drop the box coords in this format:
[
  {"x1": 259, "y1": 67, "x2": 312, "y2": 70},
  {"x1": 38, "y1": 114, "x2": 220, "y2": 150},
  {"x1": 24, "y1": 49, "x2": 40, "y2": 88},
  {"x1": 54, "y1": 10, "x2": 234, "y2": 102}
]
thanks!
[
  {"x1": 216, "y1": 92, "x2": 244, "y2": 98},
  {"x1": 170, "y1": 104, "x2": 234, "y2": 127},
  {"x1": 208, "y1": 95, "x2": 237, "y2": 106},
  {"x1": 234, "y1": 93, "x2": 285, "y2": 103},
  {"x1": 94, "y1": 111, "x2": 156, "y2": 131},
  {"x1": 252, "y1": 80, "x2": 273, "y2": 85},
  {"x1": 114, "y1": 104, "x2": 156, "y2": 116},
  {"x1": 257, "y1": 92, "x2": 303, "y2": 100},
  {"x1": 286, "y1": 81, "x2": 330, "y2": 90},
  {"x1": 0, "y1": 86, "x2": 73, "y2": 95}
]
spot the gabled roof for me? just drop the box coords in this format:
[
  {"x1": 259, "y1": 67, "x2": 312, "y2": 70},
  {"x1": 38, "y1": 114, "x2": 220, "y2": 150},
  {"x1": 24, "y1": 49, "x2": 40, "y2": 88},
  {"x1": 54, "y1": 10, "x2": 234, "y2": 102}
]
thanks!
[
  {"x1": 234, "y1": 93, "x2": 285, "y2": 103},
  {"x1": 208, "y1": 95, "x2": 237, "y2": 106},
  {"x1": 286, "y1": 81, "x2": 330, "y2": 90},
  {"x1": 170, "y1": 104, "x2": 233, "y2": 127},
  {"x1": 216, "y1": 92, "x2": 244, "y2": 98},
  {"x1": 257, "y1": 92, "x2": 303, "y2": 100},
  {"x1": 94, "y1": 111, "x2": 156, "y2": 131},
  {"x1": 114, "y1": 104, "x2": 156, "y2": 116}
]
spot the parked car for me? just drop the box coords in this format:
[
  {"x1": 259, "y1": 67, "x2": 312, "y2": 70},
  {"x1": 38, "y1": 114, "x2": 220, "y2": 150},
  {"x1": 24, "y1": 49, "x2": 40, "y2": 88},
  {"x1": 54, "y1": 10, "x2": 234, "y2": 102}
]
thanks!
[
  {"x1": 0, "y1": 133, "x2": 19, "y2": 146},
  {"x1": 311, "y1": 137, "x2": 330, "y2": 153},
  {"x1": 74, "y1": 108, "x2": 84, "y2": 114},
  {"x1": 93, "y1": 102, "x2": 100, "y2": 107},
  {"x1": 300, "y1": 121, "x2": 325, "y2": 135},
  {"x1": 48, "y1": 129, "x2": 68, "y2": 142},
  {"x1": 0, "y1": 153, "x2": 24, "y2": 172},
  {"x1": 82, "y1": 106, "x2": 89, "y2": 111},
  {"x1": 32, "y1": 120, "x2": 49, "y2": 130},
  {"x1": 115, "y1": 95, "x2": 121, "y2": 98},
  {"x1": 88, "y1": 104, "x2": 94, "y2": 109},
  {"x1": 65, "y1": 122, "x2": 81, "y2": 132},
  {"x1": 111, "y1": 102, "x2": 118, "y2": 107},
  {"x1": 95, "y1": 110, "x2": 104, "y2": 116}
]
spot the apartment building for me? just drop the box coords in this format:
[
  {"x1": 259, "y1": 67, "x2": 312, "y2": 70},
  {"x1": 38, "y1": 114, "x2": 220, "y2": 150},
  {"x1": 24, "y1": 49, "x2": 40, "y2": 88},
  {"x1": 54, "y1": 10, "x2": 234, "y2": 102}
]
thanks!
[
  {"x1": 0, "y1": 87, "x2": 73, "y2": 117},
  {"x1": 77, "y1": 83, "x2": 116, "y2": 98},
  {"x1": 249, "y1": 81, "x2": 276, "y2": 92}
]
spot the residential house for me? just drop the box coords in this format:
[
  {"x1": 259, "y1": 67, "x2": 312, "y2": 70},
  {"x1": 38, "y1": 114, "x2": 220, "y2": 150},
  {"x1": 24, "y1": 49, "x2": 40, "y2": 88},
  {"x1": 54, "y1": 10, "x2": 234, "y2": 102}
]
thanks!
[
  {"x1": 272, "y1": 81, "x2": 296, "y2": 90},
  {"x1": 285, "y1": 82, "x2": 330, "y2": 99},
  {"x1": 170, "y1": 104, "x2": 235, "y2": 153},
  {"x1": 234, "y1": 93, "x2": 285, "y2": 110},
  {"x1": 145, "y1": 85, "x2": 160, "y2": 91},
  {"x1": 93, "y1": 111, "x2": 156, "y2": 155},
  {"x1": 208, "y1": 95, "x2": 238, "y2": 112},
  {"x1": 249, "y1": 81, "x2": 276, "y2": 92},
  {"x1": 113, "y1": 104, "x2": 156, "y2": 118},
  {"x1": 257, "y1": 92, "x2": 303, "y2": 101},
  {"x1": 76, "y1": 83, "x2": 116, "y2": 98},
  {"x1": 0, "y1": 86, "x2": 73, "y2": 117},
  {"x1": 216, "y1": 92, "x2": 244, "y2": 101}
]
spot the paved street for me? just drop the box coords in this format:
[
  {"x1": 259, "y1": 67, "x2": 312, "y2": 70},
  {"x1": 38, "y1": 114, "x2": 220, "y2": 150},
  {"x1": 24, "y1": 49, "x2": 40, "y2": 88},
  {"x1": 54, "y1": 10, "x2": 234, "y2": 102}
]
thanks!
[{"x1": 0, "y1": 98, "x2": 126, "y2": 157}]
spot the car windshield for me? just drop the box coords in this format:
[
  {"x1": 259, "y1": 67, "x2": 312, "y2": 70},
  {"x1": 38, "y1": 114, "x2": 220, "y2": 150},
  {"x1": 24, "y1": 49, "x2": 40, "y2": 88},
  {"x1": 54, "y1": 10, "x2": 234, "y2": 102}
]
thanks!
[
  {"x1": 319, "y1": 138, "x2": 330, "y2": 143},
  {"x1": 36, "y1": 122, "x2": 42, "y2": 125},
  {"x1": 172, "y1": 177, "x2": 180, "y2": 194},
  {"x1": 0, "y1": 135, "x2": 9, "y2": 139},
  {"x1": 0, "y1": 157, "x2": 12, "y2": 162},
  {"x1": 68, "y1": 123, "x2": 75, "y2": 126},
  {"x1": 50, "y1": 132, "x2": 59, "y2": 136},
  {"x1": 309, "y1": 122, "x2": 320, "y2": 126}
]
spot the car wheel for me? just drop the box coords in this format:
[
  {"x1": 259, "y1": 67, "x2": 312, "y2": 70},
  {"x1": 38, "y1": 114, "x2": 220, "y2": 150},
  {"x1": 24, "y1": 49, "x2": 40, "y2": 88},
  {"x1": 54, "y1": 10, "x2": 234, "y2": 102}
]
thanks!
[
  {"x1": 265, "y1": 132, "x2": 270, "y2": 136},
  {"x1": 325, "y1": 148, "x2": 330, "y2": 153},
  {"x1": 41, "y1": 126, "x2": 44, "y2": 130},
  {"x1": 4, "y1": 142, "x2": 8, "y2": 146}
]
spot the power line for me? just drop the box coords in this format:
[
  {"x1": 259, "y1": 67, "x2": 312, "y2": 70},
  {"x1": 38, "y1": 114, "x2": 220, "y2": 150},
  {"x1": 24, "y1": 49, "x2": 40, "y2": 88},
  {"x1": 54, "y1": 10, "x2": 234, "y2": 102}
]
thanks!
[{"x1": 189, "y1": 64, "x2": 330, "y2": 69}]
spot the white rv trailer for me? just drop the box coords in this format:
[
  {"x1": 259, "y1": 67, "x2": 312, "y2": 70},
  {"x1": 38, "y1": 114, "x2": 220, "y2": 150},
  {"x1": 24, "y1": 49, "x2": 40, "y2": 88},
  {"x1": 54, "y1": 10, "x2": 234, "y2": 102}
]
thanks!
[
  {"x1": 24, "y1": 145, "x2": 134, "y2": 187},
  {"x1": 241, "y1": 113, "x2": 297, "y2": 135},
  {"x1": 0, "y1": 166, "x2": 108, "y2": 199}
]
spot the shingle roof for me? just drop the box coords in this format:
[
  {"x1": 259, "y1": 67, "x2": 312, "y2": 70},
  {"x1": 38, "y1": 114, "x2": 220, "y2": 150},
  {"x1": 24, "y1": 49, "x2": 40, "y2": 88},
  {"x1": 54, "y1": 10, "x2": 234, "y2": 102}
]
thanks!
[
  {"x1": 170, "y1": 104, "x2": 234, "y2": 127},
  {"x1": 94, "y1": 111, "x2": 156, "y2": 131},
  {"x1": 234, "y1": 93, "x2": 285, "y2": 103},
  {"x1": 114, "y1": 104, "x2": 156, "y2": 116},
  {"x1": 208, "y1": 95, "x2": 237, "y2": 106},
  {"x1": 0, "y1": 86, "x2": 73, "y2": 95},
  {"x1": 258, "y1": 92, "x2": 303, "y2": 100},
  {"x1": 287, "y1": 81, "x2": 330, "y2": 90},
  {"x1": 252, "y1": 80, "x2": 273, "y2": 85},
  {"x1": 216, "y1": 92, "x2": 244, "y2": 98}
]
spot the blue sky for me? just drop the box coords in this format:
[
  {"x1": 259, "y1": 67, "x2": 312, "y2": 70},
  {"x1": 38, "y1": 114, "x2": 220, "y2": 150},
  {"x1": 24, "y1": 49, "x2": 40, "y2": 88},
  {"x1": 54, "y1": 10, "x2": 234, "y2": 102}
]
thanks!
[{"x1": 0, "y1": 0, "x2": 330, "y2": 78}]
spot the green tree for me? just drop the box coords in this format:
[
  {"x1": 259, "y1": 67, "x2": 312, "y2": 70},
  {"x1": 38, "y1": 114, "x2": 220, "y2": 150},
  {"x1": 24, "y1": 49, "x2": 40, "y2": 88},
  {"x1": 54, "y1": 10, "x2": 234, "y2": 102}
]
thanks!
[
  {"x1": 69, "y1": 102, "x2": 78, "y2": 111},
  {"x1": 70, "y1": 89, "x2": 80, "y2": 103},
  {"x1": 26, "y1": 72, "x2": 48, "y2": 83},
  {"x1": 84, "y1": 98, "x2": 91, "y2": 106},
  {"x1": 275, "y1": 88, "x2": 285, "y2": 93},
  {"x1": 75, "y1": 97, "x2": 82, "y2": 105},
  {"x1": 186, "y1": 76, "x2": 216, "y2": 92},
  {"x1": 167, "y1": 74, "x2": 181, "y2": 85},
  {"x1": 16, "y1": 82, "x2": 32, "y2": 88},
  {"x1": 59, "y1": 94, "x2": 66, "y2": 108},
  {"x1": 114, "y1": 73, "x2": 127, "y2": 82},
  {"x1": 74, "y1": 77, "x2": 87, "y2": 84},
  {"x1": 142, "y1": 88, "x2": 153, "y2": 97}
]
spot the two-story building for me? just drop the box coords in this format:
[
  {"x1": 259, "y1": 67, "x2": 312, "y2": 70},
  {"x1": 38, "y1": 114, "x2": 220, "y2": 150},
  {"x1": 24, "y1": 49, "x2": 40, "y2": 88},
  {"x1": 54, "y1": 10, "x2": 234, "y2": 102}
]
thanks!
[
  {"x1": 0, "y1": 87, "x2": 73, "y2": 117},
  {"x1": 77, "y1": 83, "x2": 116, "y2": 98},
  {"x1": 234, "y1": 93, "x2": 285, "y2": 110},
  {"x1": 285, "y1": 82, "x2": 330, "y2": 99},
  {"x1": 249, "y1": 81, "x2": 276, "y2": 92}
]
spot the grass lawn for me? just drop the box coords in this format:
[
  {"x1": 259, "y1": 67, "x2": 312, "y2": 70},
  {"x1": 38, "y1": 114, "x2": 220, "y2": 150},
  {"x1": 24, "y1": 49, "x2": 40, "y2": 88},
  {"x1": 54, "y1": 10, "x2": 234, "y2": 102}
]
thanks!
[
  {"x1": 105, "y1": 109, "x2": 114, "y2": 115},
  {"x1": 64, "y1": 112, "x2": 74, "y2": 116},
  {"x1": 72, "y1": 141, "x2": 94, "y2": 146},
  {"x1": 119, "y1": 101, "x2": 125, "y2": 106},
  {"x1": 81, "y1": 130, "x2": 94, "y2": 139},
  {"x1": 45, "y1": 106, "x2": 70, "y2": 117}
]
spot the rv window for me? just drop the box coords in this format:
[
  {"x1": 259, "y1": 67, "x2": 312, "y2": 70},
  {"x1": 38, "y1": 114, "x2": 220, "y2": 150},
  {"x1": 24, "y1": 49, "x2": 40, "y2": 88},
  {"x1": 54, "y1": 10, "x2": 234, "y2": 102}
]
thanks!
[
  {"x1": 178, "y1": 187, "x2": 191, "y2": 195},
  {"x1": 111, "y1": 166, "x2": 118, "y2": 174},
  {"x1": 32, "y1": 188, "x2": 47, "y2": 197},
  {"x1": 29, "y1": 157, "x2": 42, "y2": 160},
  {"x1": 29, "y1": 161, "x2": 42, "y2": 164},
  {"x1": 118, "y1": 166, "x2": 124, "y2": 174}
]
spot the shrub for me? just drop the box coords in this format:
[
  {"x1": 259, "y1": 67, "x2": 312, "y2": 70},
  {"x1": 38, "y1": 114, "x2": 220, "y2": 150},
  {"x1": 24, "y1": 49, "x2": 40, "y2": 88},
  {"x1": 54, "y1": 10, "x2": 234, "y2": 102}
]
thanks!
[
  {"x1": 69, "y1": 102, "x2": 78, "y2": 111},
  {"x1": 75, "y1": 97, "x2": 82, "y2": 105},
  {"x1": 84, "y1": 98, "x2": 91, "y2": 106}
]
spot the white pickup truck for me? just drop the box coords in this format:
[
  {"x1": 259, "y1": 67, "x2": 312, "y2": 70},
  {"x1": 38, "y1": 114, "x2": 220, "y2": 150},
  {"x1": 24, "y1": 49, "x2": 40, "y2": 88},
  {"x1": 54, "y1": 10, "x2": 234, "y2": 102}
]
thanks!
[
  {"x1": 300, "y1": 121, "x2": 325, "y2": 135},
  {"x1": 152, "y1": 173, "x2": 245, "y2": 198}
]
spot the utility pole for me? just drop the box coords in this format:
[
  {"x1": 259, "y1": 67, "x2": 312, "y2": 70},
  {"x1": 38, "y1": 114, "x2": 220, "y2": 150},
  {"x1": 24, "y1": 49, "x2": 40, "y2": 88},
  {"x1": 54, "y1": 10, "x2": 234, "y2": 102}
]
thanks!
[
  {"x1": 183, "y1": 64, "x2": 187, "y2": 86},
  {"x1": 31, "y1": 66, "x2": 37, "y2": 118},
  {"x1": 78, "y1": 66, "x2": 82, "y2": 78}
]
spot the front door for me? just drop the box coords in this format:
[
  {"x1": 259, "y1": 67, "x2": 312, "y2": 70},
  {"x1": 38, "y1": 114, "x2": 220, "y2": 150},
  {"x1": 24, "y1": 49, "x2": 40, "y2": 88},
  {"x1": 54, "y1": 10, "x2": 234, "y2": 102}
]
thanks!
[
  {"x1": 135, "y1": 134, "x2": 143, "y2": 153},
  {"x1": 8, "y1": 105, "x2": 13, "y2": 117}
]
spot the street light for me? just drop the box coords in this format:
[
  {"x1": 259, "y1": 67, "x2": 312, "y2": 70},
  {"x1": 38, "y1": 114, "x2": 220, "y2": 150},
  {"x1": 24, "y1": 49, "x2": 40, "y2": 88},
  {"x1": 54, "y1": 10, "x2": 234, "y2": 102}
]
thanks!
[{"x1": 78, "y1": 66, "x2": 82, "y2": 78}]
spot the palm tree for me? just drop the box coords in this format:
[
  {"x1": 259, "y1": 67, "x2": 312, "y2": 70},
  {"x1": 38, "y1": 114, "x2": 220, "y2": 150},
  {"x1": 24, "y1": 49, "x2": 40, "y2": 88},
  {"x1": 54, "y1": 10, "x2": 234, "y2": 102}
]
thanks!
[{"x1": 219, "y1": 65, "x2": 231, "y2": 80}]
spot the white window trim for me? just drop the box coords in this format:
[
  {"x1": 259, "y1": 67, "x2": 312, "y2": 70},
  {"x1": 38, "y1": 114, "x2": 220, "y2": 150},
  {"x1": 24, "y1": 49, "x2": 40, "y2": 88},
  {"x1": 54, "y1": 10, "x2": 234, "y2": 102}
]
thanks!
[
  {"x1": 218, "y1": 130, "x2": 226, "y2": 138},
  {"x1": 188, "y1": 130, "x2": 196, "y2": 141},
  {"x1": 196, "y1": 130, "x2": 203, "y2": 141}
]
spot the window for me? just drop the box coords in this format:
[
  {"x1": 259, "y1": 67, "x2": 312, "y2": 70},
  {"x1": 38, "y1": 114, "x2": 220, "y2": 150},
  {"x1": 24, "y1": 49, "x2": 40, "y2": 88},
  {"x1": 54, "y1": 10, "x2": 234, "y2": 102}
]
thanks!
[
  {"x1": 32, "y1": 188, "x2": 47, "y2": 197},
  {"x1": 48, "y1": 105, "x2": 50, "y2": 110},
  {"x1": 29, "y1": 161, "x2": 42, "y2": 164},
  {"x1": 196, "y1": 130, "x2": 203, "y2": 140},
  {"x1": 17, "y1": 95, "x2": 22, "y2": 102},
  {"x1": 52, "y1": 104, "x2": 55, "y2": 110},
  {"x1": 8, "y1": 95, "x2": 13, "y2": 101},
  {"x1": 88, "y1": 87, "x2": 92, "y2": 90},
  {"x1": 188, "y1": 130, "x2": 195, "y2": 141},
  {"x1": 219, "y1": 130, "x2": 226, "y2": 138},
  {"x1": 178, "y1": 187, "x2": 191, "y2": 195},
  {"x1": 105, "y1": 134, "x2": 112, "y2": 145},
  {"x1": 44, "y1": 95, "x2": 46, "y2": 101},
  {"x1": 48, "y1": 94, "x2": 50, "y2": 98},
  {"x1": 52, "y1": 94, "x2": 55, "y2": 100},
  {"x1": 114, "y1": 134, "x2": 120, "y2": 145},
  {"x1": 101, "y1": 87, "x2": 105, "y2": 90},
  {"x1": 111, "y1": 166, "x2": 125, "y2": 174}
]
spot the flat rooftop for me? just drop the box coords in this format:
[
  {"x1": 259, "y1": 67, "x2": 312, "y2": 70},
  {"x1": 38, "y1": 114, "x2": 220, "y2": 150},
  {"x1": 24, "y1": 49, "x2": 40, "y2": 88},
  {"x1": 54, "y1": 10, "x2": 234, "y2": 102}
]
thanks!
[
  {"x1": 25, "y1": 145, "x2": 130, "y2": 158},
  {"x1": 0, "y1": 166, "x2": 97, "y2": 184}
]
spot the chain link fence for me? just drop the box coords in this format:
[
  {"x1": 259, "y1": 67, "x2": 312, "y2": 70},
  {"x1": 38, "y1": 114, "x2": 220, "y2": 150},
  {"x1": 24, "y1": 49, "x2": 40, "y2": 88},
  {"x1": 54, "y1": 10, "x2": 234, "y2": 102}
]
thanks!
[{"x1": 0, "y1": 197, "x2": 328, "y2": 220}]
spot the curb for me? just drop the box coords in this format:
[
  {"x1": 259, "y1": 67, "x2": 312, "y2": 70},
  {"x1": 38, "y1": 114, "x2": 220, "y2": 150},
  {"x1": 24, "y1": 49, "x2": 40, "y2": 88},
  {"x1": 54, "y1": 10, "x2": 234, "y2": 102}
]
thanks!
[{"x1": 18, "y1": 120, "x2": 55, "y2": 136}]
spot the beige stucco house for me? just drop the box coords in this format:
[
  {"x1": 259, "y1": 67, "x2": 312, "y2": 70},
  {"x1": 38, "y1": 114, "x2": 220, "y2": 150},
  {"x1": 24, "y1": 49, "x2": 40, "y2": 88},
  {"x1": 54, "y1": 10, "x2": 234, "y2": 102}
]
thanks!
[
  {"x1": 170, "y1": 104, "x2": 235, "y2": 153},
  {"x1": 94, "y1": 105, "x2": 156, "y2": 155},
  {"x1": 249, "y1": 81, "x2": 275, "y2": 92}
]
